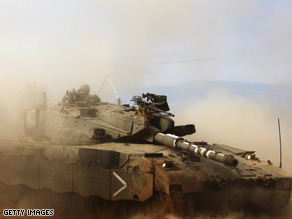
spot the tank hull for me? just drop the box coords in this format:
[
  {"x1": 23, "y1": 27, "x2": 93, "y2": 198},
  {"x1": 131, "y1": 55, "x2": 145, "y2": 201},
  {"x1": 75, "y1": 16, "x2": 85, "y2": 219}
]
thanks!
[{"x1": 0, "y1": 137, "x2": 291, "y2": 209}]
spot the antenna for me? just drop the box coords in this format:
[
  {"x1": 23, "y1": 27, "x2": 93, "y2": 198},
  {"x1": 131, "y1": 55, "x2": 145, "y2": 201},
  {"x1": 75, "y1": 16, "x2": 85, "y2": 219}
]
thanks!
[
  {"x1": 278, "y1": 118, "x2": 282, "y2": 168},
  {"x1": 97, "y1": 76, "x2": 107, "y2": 95},
  {"x1": 98, "y1": 75, "x2": 121, "y2": 105}
]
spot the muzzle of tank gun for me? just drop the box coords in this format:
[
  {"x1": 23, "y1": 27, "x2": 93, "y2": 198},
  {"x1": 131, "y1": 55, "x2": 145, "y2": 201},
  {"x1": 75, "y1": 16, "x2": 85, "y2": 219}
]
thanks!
[{"x1": 153, "y1": 132, "x2": 238, "y2": 167}]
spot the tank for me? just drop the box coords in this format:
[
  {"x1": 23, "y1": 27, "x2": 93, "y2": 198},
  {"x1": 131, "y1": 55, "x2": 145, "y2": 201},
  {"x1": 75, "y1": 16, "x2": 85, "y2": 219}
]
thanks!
[{"x1": 0, "y1": 85, "x2": 291, "y2": 211}]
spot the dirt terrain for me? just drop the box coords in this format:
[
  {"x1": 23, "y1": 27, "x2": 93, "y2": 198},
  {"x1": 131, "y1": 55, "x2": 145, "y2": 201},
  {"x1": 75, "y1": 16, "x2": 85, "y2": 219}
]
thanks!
[{"x1": 0, "y1": 182, "x2": 291, "y2": 219}]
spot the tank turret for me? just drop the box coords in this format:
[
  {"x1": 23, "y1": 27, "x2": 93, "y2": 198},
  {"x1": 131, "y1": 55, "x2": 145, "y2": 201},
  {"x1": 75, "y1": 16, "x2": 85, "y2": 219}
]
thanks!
[
  {"x1": 24, "y1": 90, "x2": 238, "y2": 166},
  {"x1": 24, "y1": 90, "x2": 195, "y2": 145}
]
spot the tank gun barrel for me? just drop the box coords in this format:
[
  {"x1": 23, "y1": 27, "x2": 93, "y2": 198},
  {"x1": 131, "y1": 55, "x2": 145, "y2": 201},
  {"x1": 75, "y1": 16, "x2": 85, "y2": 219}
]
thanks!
[{"x1": 154, "y1": 132, "x2": 238, "y2": 167}]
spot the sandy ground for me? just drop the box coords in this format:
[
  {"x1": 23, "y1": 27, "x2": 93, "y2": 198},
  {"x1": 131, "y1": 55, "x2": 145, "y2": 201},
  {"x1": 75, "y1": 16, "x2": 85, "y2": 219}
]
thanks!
[{"x1": 0, "y1": 182, "x2": 291, "y2": 219}]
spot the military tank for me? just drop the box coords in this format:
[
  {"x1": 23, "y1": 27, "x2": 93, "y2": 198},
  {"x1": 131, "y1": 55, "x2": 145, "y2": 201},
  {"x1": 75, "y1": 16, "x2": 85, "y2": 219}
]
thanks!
[{"x1": 0, "y1": 84, "x2": 291, "y2": 211}]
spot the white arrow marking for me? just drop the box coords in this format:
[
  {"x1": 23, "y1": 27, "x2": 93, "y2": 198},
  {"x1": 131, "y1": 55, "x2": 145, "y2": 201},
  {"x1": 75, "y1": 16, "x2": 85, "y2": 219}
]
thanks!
[{"x1": 113, "y1": 171, "x2": 127, "y2": 197}]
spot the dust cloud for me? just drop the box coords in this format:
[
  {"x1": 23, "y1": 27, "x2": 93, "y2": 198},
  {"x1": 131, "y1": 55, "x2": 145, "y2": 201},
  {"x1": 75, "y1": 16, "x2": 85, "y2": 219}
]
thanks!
[
  {"x1": 175, "y1": 87, "x2": 292, "y2": 174},
  {"x1": 0, "y1": 81, "x2": 47, "y2": 138}
]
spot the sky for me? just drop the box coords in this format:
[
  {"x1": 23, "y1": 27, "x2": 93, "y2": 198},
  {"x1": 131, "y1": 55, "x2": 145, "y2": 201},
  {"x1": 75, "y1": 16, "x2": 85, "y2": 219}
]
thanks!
[
  {"x1": 0, "y1": 0, "x2": 291, "y2": 93},
  {"x1": 0, "y1": 0, "x2": 292, "y2": 173}
]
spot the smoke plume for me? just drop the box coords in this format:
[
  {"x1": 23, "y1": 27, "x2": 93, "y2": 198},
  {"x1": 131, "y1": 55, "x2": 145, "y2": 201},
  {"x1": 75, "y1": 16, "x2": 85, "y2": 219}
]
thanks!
[{"x1": 173, "y1": 86, "x2": 292, "y2": 174}]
